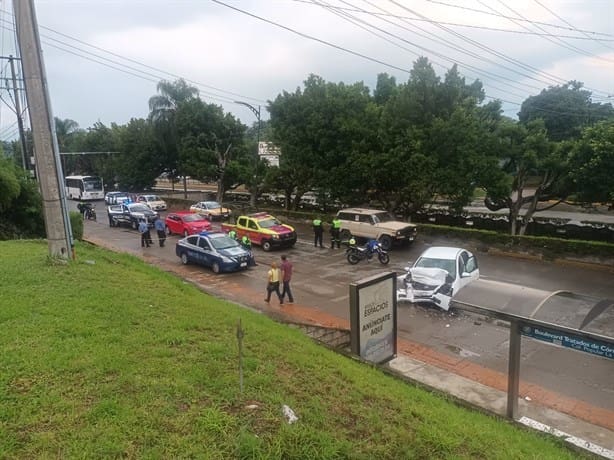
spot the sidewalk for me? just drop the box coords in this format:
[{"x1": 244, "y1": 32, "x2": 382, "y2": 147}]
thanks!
[{"x1": 87, "y1": 234, "x2": 614, "y2": 458}]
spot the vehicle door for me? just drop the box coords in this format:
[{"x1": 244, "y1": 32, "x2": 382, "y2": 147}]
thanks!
[
  {"x1": 166, "y1": 214, "x2": 180, "y2": 234},
  {"x1": 457, "y1": 251, "x2": 479, "y2": 290},
  {"x1": 246, "y1": 218, "x2": 260, "y2": 243},
  {"x1": 183, "y1": 235, "x2": 200, "y2": 263},
  {"x1": 118, "y1": 204, "x2": 130, "y2": 225},
  {"x1": 197, "y1": 237, "x2": 213, "y2": 266},
  {"x1": 360, "y1": 214, "x2": 377, "y2": 239}
]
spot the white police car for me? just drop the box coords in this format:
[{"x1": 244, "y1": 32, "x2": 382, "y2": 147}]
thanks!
[{"x1": 175, "y1": 231, "x2": 253, "y2": 274}]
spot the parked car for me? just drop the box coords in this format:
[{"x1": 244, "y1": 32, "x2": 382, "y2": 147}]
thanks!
[
  {"x1": 104, "y1": 191, "x2": 130, "y2": 205},
  {"x1": 190, "y1": 201, "x2": 232, "y2": 220},
  {"x1": 336, "y1": 208, "x2": 417, "y2": 250},
  {"x1": 165, "y1": 212, "x2": 211, "y2": 237},
  {"x1": 107, "y1": 202, "x2": 158, "y2": 229},
  {"x1": 137, "y1": 194, "x2": 167, "y2": 211},
  {"x1": 397, "y1": 246, "x2": 480, "y2": 311},
  {"x1": 175, "y1": 231, "x2": 253, "y2": 273},
  {"x1": 220, "y1": 212, "x2": 296, "y2": 251}
]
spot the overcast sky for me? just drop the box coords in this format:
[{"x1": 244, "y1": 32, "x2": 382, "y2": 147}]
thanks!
[{"x1": 1, "y1": 0, "x2": 613, "y2": 139}]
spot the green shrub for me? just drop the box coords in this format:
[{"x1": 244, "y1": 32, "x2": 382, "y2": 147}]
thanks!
[{"x1": 70, "y1": 211, "x2": 83, "y2": 240}]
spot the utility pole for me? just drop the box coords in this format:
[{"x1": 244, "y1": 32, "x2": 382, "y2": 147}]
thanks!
[
  {"x1": 13, "y1": 0, "x2": 73, "y2": 259},
  {"x1": 9, "y1": 55, "x2": 29, "y2": 171},
  {"x1": 235, "y1": 101, "x2": 261, "y2": 207}
]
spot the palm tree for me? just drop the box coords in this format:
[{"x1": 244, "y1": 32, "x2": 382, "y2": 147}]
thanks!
[
  {"x1": 148, "y1": 79, "x2": 198, "y2": 123},
  {"x1": 148, "y1": 79, "x2": 199, "y2": 195}
]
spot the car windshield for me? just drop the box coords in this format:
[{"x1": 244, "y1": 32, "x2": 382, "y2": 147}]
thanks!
[
  {"x1": 372, "y1": 212, "x2": 395, "y2": 223},
  {"x1": 149, "y1": 195, "x2": 161, "y2": 201},
  {"x1": 129, "y1": 204, "x2": 150, "y2": 212},
  {"x1": 210, "y1": 235, "x2": 240, "y2": 250},
  {"x1": 204, "y1": 201, "x2": 221, "y2": 209},
  {"x1": 258, "y1": 218, "x2": 281, "y2": 228},
  {"x1": 182, "y1": 214, "x2": 204, "y2": 222},
  {"x1": 414, "y1": 257, "x2": 457, "y2": 278}
]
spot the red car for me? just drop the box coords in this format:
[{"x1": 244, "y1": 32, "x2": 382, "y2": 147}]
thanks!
[{"x1": 165, "y1": 212, "x2": 212, "y2": 237}]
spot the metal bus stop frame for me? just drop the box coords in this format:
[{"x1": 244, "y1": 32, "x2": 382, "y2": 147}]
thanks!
[{"x1": 450, "y1": 299, "x2": 614, "y2": 420}]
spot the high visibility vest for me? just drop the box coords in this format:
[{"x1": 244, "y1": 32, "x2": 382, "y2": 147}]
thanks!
[
  {"x1": 313, "y1": 219, "x2": 322, "y2": 226},
  {"x1": 332, "y1": 219, "x2": 341, "y2": 229}
]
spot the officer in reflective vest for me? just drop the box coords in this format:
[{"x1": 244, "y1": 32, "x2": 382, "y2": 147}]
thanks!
[
  {"x1": 312, "y1": 217, "x2": 324, "y2": 248},
  {"x1": 228, "y1": 229, "x2": 237, "y2": 240},
  {"x1": 330, "y1": 217, "x2": 342, "y2": 249}
]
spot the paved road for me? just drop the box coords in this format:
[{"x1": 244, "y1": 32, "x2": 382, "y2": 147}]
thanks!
[{"x1": 79, "y1": 202, "x2": 614, "y2": 418}]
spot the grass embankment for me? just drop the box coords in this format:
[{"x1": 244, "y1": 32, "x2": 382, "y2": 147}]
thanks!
[{"x1": 0, "y1": 241, "x2": 586, "y2": 459}]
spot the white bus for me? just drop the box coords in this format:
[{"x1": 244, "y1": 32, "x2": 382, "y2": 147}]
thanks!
[{"x1": 65, "y1": 175, "x2": 105, "y2": 200}]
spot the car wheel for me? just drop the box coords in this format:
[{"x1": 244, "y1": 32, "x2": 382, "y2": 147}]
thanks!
[
  {"x1": 212, "y1": 262, "x2": 221, "y2": 274},
  {"x1": 262, "y1": 240, "x2": 272, "y2": 252},
  {"x1": 166, "y1": 226, "x2": 172, "y2": 236},
  {"x1": 207, "y1": 213, "x2": 213, "y2": 221},
  {"x1": 109, "y1": 217, "x2": 115, "y2": 227},
  {"x1": 340, "y1": 229, "x2": 351, "y2": 240},
  {"x1": 180, "y1": 253, "x2": 189, "y2": 265},
  {"x1": 183, "y1": 229, "x2": 189, "y2": 237},
  {"x1": 378, "y1": 235, "x2": 393, "y2": 251},
  {"x1": 131, "y1": 220, "x2": 138, "y2": 230}
]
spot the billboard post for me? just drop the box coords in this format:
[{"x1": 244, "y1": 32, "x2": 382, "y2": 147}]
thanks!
[{"x1": 349, "y1": 271, "x2": 397, "y2": 364}]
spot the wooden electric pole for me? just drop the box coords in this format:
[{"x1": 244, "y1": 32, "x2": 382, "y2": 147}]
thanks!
[{"x1": 13, "y1": 0, "x2": 73, "y2": 259}]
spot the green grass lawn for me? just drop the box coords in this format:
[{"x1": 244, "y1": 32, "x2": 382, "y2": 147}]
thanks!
[{"x1": 0, "y1": 240, "x2": 587, "y2": 459}]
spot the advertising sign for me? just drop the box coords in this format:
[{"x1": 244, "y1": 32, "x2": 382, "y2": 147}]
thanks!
[
  {"x1": 350, "y1": 272, "x2": 397, "y2": 364},
  {"x1": 521, "y1": 325, "x2": 614, "y2": 360}
]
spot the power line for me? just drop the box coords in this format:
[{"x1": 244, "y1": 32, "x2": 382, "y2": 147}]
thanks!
[
  {"x1": 485, "y1": 0, "x2": 614, "y2": 64},
  {"x1": 425, "y1": 0, "x2": 614, "y2": 38},
  {"x1": 290, "y1": 0, "x2": 614, "y2": 41},
  {"x1": 211, "y1": 0, "x2": 416, "y2": 75},
  {"x1": 533, "y1": 0, "x2": 614, "y2": 52}
]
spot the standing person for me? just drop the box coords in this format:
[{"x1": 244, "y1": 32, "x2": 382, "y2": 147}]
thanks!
[
  {"x1": 228, "y1": 229, "x2": 238, "y2": 240},
  {"x1": 280, "y1": 254, "x2": 294, "y2": 304},
  {"x1": 312, "y1": 217, "x2": 324, "y2": 248},
  {"x1": 154, "y1": 216, "x2": 166, "y2": 247},
  {"x1": 138, "y1": 219, "x2": 151, "y2": 248},
  {"x1": 264, "y1": 261, "x2": 283, "y2": 304},
  {"x1": 330, "y1": 216, "x2": 341, "y2": 249}
]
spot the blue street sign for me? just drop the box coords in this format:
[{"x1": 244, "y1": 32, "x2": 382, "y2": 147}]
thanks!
[{"x1": 521, "y1": 325, "x2": 614, "y2": 360}]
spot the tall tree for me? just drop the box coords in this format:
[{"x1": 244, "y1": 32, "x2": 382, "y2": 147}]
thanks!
[
  {"x1": 484, "y1": 119, "x2": 569, "y2": 235},
  {"x1": 569, "y1": 120, "x2": 614, "y2": 209},
  {"x1": 176, "y1": 99, "x2": 246, "y2": 202},
  {"x1": 269, "y1": 74, "x2": 375, "y2": 209},
  {"x1": 519, "y1": 81, "x2": 614, "y2": 142},
  {"x1": 148, "y1": 79, "x2": 199, "y2": 192}
]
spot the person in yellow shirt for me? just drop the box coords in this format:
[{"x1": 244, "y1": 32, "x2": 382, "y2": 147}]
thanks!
[{"x1": 264, "y1": 261, "x2": 283, "y2": 304}]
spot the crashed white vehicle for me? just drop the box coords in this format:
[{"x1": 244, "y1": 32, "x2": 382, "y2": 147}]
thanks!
[{"x1": 397, "y1": 246, "x2": 479, "y2": 311}]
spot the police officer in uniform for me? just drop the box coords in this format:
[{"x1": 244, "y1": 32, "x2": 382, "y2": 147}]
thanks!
[
  {"x1": 330, "y1": 216, "x2": 341, "y2": 249},
  {"x1": 312, "y1": 217, "x2": 324, "y2": 248}
]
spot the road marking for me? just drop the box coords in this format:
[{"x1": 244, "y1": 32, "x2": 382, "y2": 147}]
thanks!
[{"x1": 519, "y1": 416, "x2": 614, "y2": 459}]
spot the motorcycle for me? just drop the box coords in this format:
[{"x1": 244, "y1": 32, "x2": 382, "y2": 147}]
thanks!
[
  {"x1": 346, "y1": 240, "x2": 390, "y2": 265},
  {"x1": 77, "y1": 202, "x2": 97, "y2": 221}
]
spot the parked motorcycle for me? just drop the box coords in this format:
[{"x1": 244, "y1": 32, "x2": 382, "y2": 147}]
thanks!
[
  {"x1": 346, "y1": 240, "x2": 390, "y2": 265},
  {"x1": 77, "y1": 202, "x2": 97, "y2": 221}
]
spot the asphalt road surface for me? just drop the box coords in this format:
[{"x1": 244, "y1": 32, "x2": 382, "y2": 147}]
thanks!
[{"x1": 78, "y1": 201, "x2": 614, "y2": 414}]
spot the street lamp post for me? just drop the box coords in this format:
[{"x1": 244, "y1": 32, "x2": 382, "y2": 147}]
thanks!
[{"x1": 235, "y1": 101, "x2": 261, "y2": 206}]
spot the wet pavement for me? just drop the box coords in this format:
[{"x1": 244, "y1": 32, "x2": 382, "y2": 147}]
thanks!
[{"x1": 86, "y1": 213, "x2": 614, "y2": 458}]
